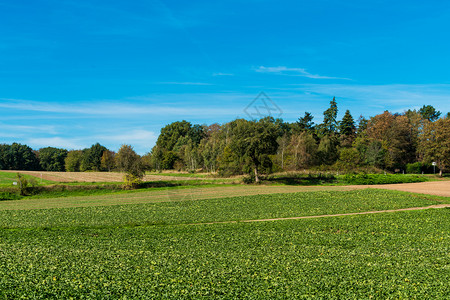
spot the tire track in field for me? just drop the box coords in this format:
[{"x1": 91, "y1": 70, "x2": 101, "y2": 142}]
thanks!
[{"x1": 187, "y1": 204, "x2": 450, "y2": 225}]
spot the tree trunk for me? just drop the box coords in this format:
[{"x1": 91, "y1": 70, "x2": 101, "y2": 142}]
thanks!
[
  {"x1": 254, "y1": 167, "x2": 260, "y2": 183},
  {"x1": 439, "y1": 169, "x2": 443, "y2": 177}
]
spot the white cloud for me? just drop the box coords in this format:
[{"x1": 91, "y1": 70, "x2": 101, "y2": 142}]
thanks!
[
  {"x1": 0, "y1": 124, "x2": 58, "y2": 134},
  {"x1": 290, "y1": 83, "x2": 450, "y2": 105},
  {"x1": 213, "y1": 72, "x2": 234, "y2": 76},
  {"x1": 90, "y1": 129, "x2": 158, "y2": 155},
  {"x1": 98, "y1": 129, "x2": 157, "y2": 144},
  {"x1": 0, "y1": 98, "x2": 240, "y2": 116},
  {"x1": 273, "y1": 83, "x2": 450, "y2": 116},
  {"x1": 256, "y1": 66, "x2": 351, "y2": 80},
  {"x1": 157, "y1": 82, "x2": 213, "y2": 85},
  {"x1": 27, "y1": 137, "x2": 85, "y2": 150}
]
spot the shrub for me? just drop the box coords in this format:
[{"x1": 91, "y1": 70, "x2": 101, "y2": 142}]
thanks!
[
  {"x1": 0, "y1": 192, "x2": 22, "y2": 201},
  {"x1": 15, "y1": 173, "x2": 40, "y2": 196},
  {"x1": 406, "y1": 162, "x2": 422, "y2": 174},
  {"x1": 341, "y1": 173, "x2": 428, "y2": 185},
  {"x1": 242, "y1": 174, "x2": 256, "y2": 184},
  {"x1": 123, "y1": 174, "x2": 143, "y2": 189}
]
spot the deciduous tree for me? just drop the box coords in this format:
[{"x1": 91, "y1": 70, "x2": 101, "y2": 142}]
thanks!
[
  {"x1": 418, "y1": 117, "x2": 450, "y2": 176},
  {"x1": 100, "y1": 150, "x2": 115, "y2": 172},
  {"x1": 116, "y1": 144, "x2": 144, "y2": 188},
  {"x1": 229, "y1": 118, "x2": 279, "y2": 182},
  {"x1": 65, "y1": 150, "x2": 83, "y2": 172}
]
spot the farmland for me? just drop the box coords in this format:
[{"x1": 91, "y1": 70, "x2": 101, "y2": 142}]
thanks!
[
  {"x1": 0, "y1": 208, "x2": 449, "y2": 298},
  {"x1": 0, "y1": 170, "x2": 216, "y2": 183},
  {"x1": 0, "y1": 182, "x2": 449, "y2": 298}
]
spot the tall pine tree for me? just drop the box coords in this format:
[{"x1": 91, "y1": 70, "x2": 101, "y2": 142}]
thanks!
[
  {"x1": 319, "y1": 97, "x2": 338, "y2": 136},
  {"x1": 339, "y1": 110, "x2": 356, "y2": 147}
]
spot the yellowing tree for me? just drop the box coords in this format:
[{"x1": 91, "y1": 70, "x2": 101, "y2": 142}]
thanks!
[
  {"x1": 419, "y1": 117, "x2": 450, "y2": 176},
  {"x1": 115, "y1": 145, "x2": 143, "y2": 188}
]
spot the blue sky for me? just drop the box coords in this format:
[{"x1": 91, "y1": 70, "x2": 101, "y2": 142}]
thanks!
[{"x1": 1, "y1": 0, "x2": 450, "y2": 154}]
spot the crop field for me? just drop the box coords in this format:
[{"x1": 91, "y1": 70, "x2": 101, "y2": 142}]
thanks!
[
  {"x1": 0, "y1": 188, "x2": 449, "y2": 298},
  {"x1": 0, "y1": 189, "x2": 447, "y2": 228}
]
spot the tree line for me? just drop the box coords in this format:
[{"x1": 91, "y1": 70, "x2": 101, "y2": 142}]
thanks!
[{"x1": 1, "y1": 100, "x2": 449, "y2": 179}]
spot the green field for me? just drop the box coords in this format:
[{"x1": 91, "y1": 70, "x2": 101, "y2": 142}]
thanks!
[
  {"x1": 0, "y1": 190, "x2": 447, "y2": 229},
  {"x1": 0, "y1": 172, "x2": 54, "y2": 187},
  {"x1": 0, "y1": 188, "x2": 448, "y2": 298}
]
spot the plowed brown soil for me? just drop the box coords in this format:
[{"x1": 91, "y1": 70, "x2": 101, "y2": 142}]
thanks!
[{"x1": 2, "y1": 170, "x2": 202, "y2": 182}]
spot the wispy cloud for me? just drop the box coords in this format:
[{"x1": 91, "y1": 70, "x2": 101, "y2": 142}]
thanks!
[
  {"x1": 157, "y1": 82, "x2": 213, "y2": 85},
  {"x1": 256, "y1": 66, "x2": 351, "y2": 80},
  {"x1": 26, "y1": 137, "x2": 85, "y2": 150},
  {"x1": 0, "y1": 123, "x2": 58, "y2": 134},
  {"x1": 97, "y1": 129, "x2": 157, "y2": 145},
  {"x1": 213, "y1": 72, "x2": 234, "y2": 76},
  {"x1": 273, "y1": 83, "x2": 450, "y2": 115},
  {"x1": 0, "y1": 98, "x2": 238, "y2": 116},
  {"x1": 92, "y1": 129, "x2": 158, "y2": 154}
]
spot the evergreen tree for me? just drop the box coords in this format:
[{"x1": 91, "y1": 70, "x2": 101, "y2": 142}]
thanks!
[
  {"x1": 296, "y1": 112, "x2": 315, "y2": 132},
  {"x1": 339, "y1": 110, "x2": 356, "y2": 147},
  {"x1": 356, "y1": 115, "x2": 368, "y2": 136},
  {"x1": 38, "y1": 147, "x2": 68, "y2": 171},
  {"x1": 81, "y1": 143, "x2": 108, "y2": 171},
  {"x1": 0, "y1": 143, "x2": 39, "y2": 170},
  {"x1": 319, "y1": 97, "x2": 338, "y2": 136},
  {"x1": 339, "y1": 110, "x2": 356, "y2": 136},
  {"x1": 419, "y1": 105, "x2": 441, "y2": 122}
]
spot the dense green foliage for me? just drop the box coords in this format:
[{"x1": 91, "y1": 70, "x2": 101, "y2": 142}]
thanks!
[
  {"x1": 0, "y1": 192, "x2": 22, "y2": 201},
  {"x1": 0, "y1": 143, "x2": 39, "y2": 170},
  {"x1": 418, "y1": 117, "x2": 450, "y2": 176},
  {"x1": 145, "y1": 102, "x2": 448, "y2": 178},
  {"x1": 341, "y1": 173, "x2": 428, "y2": 185},
  {"x1": 419, "y1": 104, "x2": 441, "y2": 122},
  {"x1": 0, "y1": 199, "x2": 448, "y2": 298},
  {"x1": 38, "y1": 147, "x2": 68, "y2": 171},
  {"x1": 1, "y1": 102, "x2": 448, "y2": 179},
  {"x1": 116, "y1": 144, "x2": 144, "y2": 188}
]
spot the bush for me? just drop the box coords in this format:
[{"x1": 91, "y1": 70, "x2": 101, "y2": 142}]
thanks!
[
  {"x1": 123, "y1": 174, "x2": 143, "y2": 189},
  {"x1": 0, "y1": 192, "x2": 23, "y2": 201},
  {"x1": 406, "y1": 162, "x2": 434, "y2": 174},
  {"x1": 406, "y1": 162, "x2": 422, "y2": 174},
  {"x1": 242, "y1": 174, "x2": 256, "y2": 184},
  {"x1": 341, "y1": 173, "x2": 428, "y2": 185},
  {"x1": 15, "y1": 173, "x2": 40, "y2": 196}
]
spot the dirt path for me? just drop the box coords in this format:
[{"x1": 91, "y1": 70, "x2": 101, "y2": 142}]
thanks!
[{"x1": 188, "y1": 203, "x2": 450, "y2": 225}]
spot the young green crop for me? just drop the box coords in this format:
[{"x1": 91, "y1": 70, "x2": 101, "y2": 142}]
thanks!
[
  {"x1": 0, "y1": 209, "x2": 448, "y2": 298},
  {"x1": 0, "y1": 189, "x2": 446, "y2": 229}
]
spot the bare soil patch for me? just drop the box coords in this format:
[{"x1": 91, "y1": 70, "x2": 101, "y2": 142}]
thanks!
[
  {"x1": 1, "y1": 170, "x2": 203, "y2": 182},
  {"x1": 366, "y1": 181, "x2": 450, "y2": 197}
]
